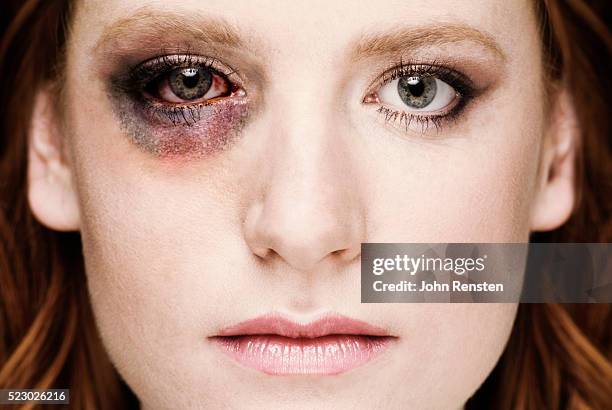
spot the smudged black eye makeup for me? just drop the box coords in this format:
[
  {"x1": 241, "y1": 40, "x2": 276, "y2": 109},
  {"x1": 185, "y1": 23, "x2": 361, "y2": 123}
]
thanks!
[
  {"x1": 363, "y1": 61, "x2": 476, "y2": 132},
  {"x1": 107, "y1": 50, "x2": 482, "y2": 160},
  {"x1": 119, "y1": 54, "x2": 246, "y2": 126},
  {"x1": 108, "y1": 53, "x2": 249, "y2": 158}
]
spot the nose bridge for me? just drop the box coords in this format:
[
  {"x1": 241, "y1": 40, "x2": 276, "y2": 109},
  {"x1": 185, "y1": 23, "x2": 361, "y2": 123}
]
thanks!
[{"x1": 244, "y1": 78, "x2": 364, "y2": 271}]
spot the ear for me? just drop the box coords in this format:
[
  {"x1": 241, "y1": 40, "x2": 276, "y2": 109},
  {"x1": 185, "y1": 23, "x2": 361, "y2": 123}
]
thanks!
[
  {"x1": 28, "y1": 87, "x2": 80, "y2": 231},
  {"x1": 530, "y1": 86, "x2": 578, "y2": 232}
]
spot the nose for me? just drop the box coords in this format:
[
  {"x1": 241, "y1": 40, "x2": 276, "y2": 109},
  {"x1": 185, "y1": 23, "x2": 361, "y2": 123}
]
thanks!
[{"x1": 243, "y1": 101, "x2": 365, "y2": 272}]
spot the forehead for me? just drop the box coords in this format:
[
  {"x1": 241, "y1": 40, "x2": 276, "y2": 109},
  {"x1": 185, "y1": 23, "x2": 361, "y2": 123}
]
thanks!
[{"x1": 74, "y1": 0, "x2": 536, "y2": 60}]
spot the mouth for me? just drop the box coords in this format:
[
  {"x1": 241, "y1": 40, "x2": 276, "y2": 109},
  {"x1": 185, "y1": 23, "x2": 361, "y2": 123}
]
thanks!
[{"x1": 209, "y1": 313, "x2": 397, "y2": 375}]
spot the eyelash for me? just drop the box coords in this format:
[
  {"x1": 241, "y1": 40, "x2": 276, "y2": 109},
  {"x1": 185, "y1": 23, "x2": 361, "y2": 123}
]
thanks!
[
  {"x1": 367, "y1": 60, "x2": 476, "y2": 132},
  {"x1": 118, "y1": 54, "x2": 474, "y2": 132},
  {"x1": 121, "y1": 54, "x2": 243, "y2": 126}
]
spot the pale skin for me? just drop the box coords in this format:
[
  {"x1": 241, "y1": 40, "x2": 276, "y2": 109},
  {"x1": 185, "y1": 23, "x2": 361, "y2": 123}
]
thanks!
[{"x1": 27, "y1": 0, "x2": 577, "y2": 409}]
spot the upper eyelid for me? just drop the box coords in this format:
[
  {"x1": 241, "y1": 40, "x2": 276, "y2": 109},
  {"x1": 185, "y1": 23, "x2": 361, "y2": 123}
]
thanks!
[
  {"x1": 363, "y1": 62, "x2": 474, "y2": 103},
  {"x1": 129, "y1": 54, "x2": 241, "y2": 84},
  {"x1": 373, "y1": 63, "x2": 470, "y2": 89},
  {"x1": 107, "y1": 53, "x2": 245, "y2": 107}
]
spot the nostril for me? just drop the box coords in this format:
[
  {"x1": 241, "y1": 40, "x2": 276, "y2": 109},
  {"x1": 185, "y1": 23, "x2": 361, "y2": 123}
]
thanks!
[
  {"x1": 332, "y1": 246, "x2": 361, "y2": 263},
  {"x1": 250, "y1": 245, "x2": 272, "y2": 260}
]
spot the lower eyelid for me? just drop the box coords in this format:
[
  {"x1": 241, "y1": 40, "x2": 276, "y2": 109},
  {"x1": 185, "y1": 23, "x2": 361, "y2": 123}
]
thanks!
[
  {"x1": 369, "y1": 91, "x2": 473, "y2": 134},
  {"x1": 112, "y1": 95, "x2": 250, "y2": 158},
  {"x1": 374, "y1": 105, "x2": 458, "y2": 135}
]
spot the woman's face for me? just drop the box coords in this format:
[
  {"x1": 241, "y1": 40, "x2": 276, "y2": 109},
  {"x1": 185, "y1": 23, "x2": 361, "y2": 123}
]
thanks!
[{"x1": 28, "y1": 0, "x2": 576, "y2": 408}]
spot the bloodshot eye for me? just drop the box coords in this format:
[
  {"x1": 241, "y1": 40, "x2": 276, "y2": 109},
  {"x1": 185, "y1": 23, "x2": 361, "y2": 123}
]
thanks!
[
  {"x1": 144, "y1": 65, "x2": 231, "y2": 104},
  {"x1": 166, "y1": 67, "x2": 212, "y2": 100}
]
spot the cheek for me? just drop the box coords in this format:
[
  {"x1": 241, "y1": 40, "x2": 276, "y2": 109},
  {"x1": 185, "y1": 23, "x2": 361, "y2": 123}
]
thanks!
[
  {"x1": 76, "y1": 177, "x2": 247, "y2": 406},
  {"x1": 360, "y1": 92, "x2": 544, "y2": 242},
  {"x1": 383, "y1": 303, "x2": 518, "y2": 407}
]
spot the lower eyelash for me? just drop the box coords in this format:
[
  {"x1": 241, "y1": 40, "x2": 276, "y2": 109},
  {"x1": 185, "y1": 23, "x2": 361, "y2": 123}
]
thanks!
[
  {"x1": 138, "y1": 87, "x2": 244, "y2": 126},
  {"x1": 141, "y1": 103, "x2": 197, "y2": 126},
  {"x1": 370, "y1": 61, "x2": 475, "y2": 133},
  {"x1": 376, "y1": 106, "x2": 454, "y2": 133},
  {"x1": 140, "y1": 100, "x2": 211, "y2": 126},
  {"x1": 109, "y1": 53, "x2": 243, "y2": 127}
]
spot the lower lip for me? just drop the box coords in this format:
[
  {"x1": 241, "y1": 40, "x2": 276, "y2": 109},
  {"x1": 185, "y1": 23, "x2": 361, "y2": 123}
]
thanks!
[{"x1": 212, "y1": 334, "x2": 393, "y2": 375}]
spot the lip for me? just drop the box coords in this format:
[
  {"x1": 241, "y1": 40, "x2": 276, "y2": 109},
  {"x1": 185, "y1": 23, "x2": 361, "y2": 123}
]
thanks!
[{"x1": 209, "y1": 313, "x2": 396, "y2": 375}]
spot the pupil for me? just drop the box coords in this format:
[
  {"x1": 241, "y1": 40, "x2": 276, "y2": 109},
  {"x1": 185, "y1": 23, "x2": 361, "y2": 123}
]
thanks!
[
  {"x1": 408, "y1": 80, "x2": 425, "y2": 97},
  {"x1": 181, "y1": 69, "x2": 200, "y2": 89}
]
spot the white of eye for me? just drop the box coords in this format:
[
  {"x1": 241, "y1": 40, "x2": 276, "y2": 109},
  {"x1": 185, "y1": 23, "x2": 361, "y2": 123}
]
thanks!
[
  {"x1": 378, "y1": 77, "x2": 457, "y2": 112},
  {"x1": 158, "y1": 72, "x2": 228, "y2": 103}
]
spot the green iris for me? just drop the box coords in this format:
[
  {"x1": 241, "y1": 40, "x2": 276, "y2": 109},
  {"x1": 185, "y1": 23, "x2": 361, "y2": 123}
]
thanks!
[
  {"x1": 397, "y1": 75, "x2": 437, "y2": 109},
  {"x1": 169, "y1": 67, "x2": 213, "y2": 100}
]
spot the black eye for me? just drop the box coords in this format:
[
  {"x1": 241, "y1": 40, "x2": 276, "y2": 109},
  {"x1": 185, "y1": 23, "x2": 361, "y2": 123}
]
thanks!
[
  {"x1": 168, "y1": 67, "x2": 213, "y2": 101},
  {"x1": 397, "y1": 75, "x2": 437, "y2": 108}
]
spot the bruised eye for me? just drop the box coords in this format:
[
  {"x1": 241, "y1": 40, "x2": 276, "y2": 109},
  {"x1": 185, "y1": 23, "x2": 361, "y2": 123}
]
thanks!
[
  {"x1": 145, "y1": 66, "x2": 230, "y2": 104},
  {"x1": 379, "y1": 74, "x2": 458, "y2": 112}
]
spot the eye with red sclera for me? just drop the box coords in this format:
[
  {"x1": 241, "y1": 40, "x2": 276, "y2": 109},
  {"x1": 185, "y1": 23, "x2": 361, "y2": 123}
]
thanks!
[
  {"x1": 109, "y1": 54, "x2": 250, "y2": 158},
  {"x1": 145, "y1": 65, "x2": 230, "y2": 104},
  {"x1": 126, "y1": 54, "x2": 246, "y2": 125}
]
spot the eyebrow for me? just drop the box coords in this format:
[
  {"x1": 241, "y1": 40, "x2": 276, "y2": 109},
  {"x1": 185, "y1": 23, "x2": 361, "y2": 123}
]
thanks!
[
  {"x1": 94, "y1": 10, "x2": 505, "y2": 65},
  {"x1": 351, "y1": 24, "x2": 506, "y2": 61},
  {"x1": 93, "y1": 9, "x2": 246, "y2": 54}
]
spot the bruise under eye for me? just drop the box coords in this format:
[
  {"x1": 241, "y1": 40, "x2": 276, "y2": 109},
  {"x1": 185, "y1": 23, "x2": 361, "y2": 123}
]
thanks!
[
  {"x1": 113, "y1": 91, "x2": 250, "y2": 159},
  {"x1": 107, "y1": 54, "x2": 250, "y2": 159}
]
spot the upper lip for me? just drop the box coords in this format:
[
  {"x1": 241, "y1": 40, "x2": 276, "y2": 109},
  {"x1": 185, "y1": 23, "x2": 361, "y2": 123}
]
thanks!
[{"x1": 214, "y1": 313, "x2": 393, "y2": 339}]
